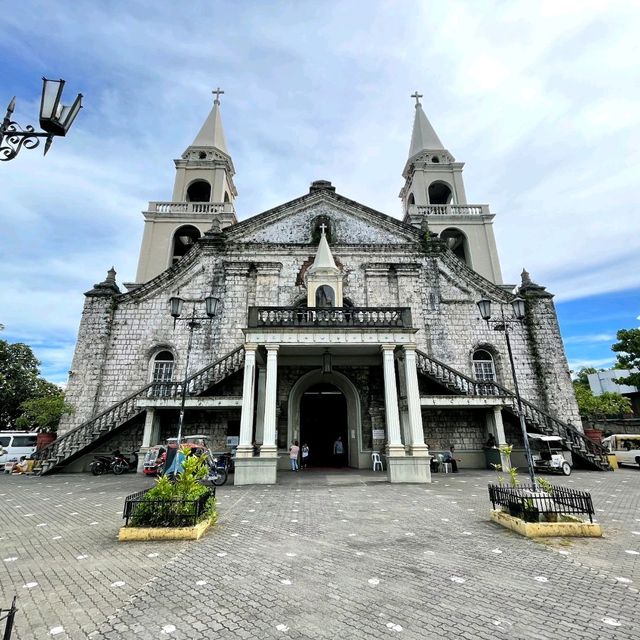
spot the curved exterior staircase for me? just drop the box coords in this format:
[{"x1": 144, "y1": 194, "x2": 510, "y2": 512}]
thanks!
[
  {"x1": 33, "y1": 347, "x2": 245, "y2": 474},
  {"x1": 415, "y1": 350, "x2": 611, "y2": 471}
]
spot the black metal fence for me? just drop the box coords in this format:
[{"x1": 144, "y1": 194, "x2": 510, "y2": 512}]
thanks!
[
  {"x1": 488, "y1": 483, "x2": 595, "y2": 523},
  {"x1": 1, "y1": 596, "x2": 17, "y2": 640},
  {"x1": 122, "y1": 487, "x2": 215, "y2": 527}
]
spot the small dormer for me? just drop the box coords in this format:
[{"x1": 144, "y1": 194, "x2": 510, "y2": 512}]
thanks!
[{"x1": 306, "y1": 224, "x2": 343, "y2": 308}]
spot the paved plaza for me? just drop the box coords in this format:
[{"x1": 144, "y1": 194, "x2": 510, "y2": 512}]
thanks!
[{"x1": 1, "y1": 468, "x2": 639, "y2": 639}]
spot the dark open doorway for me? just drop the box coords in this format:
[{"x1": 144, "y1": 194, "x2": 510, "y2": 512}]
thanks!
[{"x1": 300, "y1": 383, "x2": 348, "y2": 468}]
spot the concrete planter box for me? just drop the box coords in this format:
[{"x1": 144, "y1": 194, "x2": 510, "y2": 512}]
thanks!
[
  {"x1": 118, "y1": 516, "x2": 214, "y2": 541},
  {"x1": 490, "y1": 509, "x2": 602, "y2": 538}
]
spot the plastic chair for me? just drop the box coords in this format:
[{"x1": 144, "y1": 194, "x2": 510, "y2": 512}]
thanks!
[
  {"x1": 371, "y1": 452, "x2": 383, "y2": 471},
  {"x1": 437, "y1": 454, "x2": 451, "y2": 474}
]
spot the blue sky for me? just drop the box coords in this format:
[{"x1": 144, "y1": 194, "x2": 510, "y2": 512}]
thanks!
[{"x1": 0, "y1": 0, "x2": 638, "y2": 384}]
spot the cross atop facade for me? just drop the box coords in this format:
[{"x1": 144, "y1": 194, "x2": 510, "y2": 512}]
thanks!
[
  {"x1": 212, "y1": 87, "x2": 224, "y2": 104},
  {"x1": 411, "y1": 91, "x2": 423, "y2": 107},
  {"x1": 319, "y1": 223, "x2": 327, "y2": 234}
]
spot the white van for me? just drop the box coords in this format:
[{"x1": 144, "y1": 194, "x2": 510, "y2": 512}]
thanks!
[
  {"x1": 602, "y1": 434, "x2": 640, "y2": 469},
  {"x1": 0, "y1": 432, "x2": 38, "y2": 464}
]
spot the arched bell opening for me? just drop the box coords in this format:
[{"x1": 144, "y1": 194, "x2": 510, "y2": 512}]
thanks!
[
  {"x1": 171, "y1": 225, "x2": 201, "y2": 265},
  {"x1": 186, "y1": 180, "x2": 211, "y2": 202},
  {"x1": 428, "y1": 181, "x2": 453, "y2": 205},
  {"x1": 440, "y1": 227, "x2": 470, "y2": 267}
]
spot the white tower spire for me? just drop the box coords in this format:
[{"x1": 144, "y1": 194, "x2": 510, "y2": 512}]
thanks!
[{"x1": 407, "y1": 91, "x2": 445, "y2": 160}]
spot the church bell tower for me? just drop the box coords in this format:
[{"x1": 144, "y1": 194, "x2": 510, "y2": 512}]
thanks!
[
  {"x1": 400, "y1": 92, "x2": 503, "y2": 284},
  {"x1": 134, "y1": 89, "x2": 238, "y2": 285}
]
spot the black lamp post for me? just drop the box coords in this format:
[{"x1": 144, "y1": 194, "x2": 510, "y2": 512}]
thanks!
[
  {"x1": 169, "y1": 295, "x2": 220, "y2": 448},
  {"x1": 1, "y1": 78, "x2": 83, "y2": 161},
  {"x1": 477, "y1": 295, "x2": 537, "y2": 488}
]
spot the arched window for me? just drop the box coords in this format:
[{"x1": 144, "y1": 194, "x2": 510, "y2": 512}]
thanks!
[
  {"x1": 315, "y1": 285, "x2": 335, "y2": 308},
  {"x1": 440, "y1": 228, "x2": 470, "y2": 266},
  {"x1": 407, "y1": 193, "x2": 415, "y2": 205},
  {"x1": 473, "y1": 349, "x2": 496, "y2": 395},
  {"x1": 428, "y1": 181, "x2": 452, "y2": 205},
  {"x1": 223, "y1": 191, "x2": 230, "y2": 203},
  {"x1": 171, "y1": 225, "x2": 201, "y2": 265},
  {"x1": 151, "y1": 351, "x2": 174, "y2": 397},
  {"x1": 186, "y1": 180, "x2": 211, "y2": 202}
]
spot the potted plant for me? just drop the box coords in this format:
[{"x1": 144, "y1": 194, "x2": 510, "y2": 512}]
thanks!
[{"x1": 16, "y1": 395, "x2": 74, "y2": 448}]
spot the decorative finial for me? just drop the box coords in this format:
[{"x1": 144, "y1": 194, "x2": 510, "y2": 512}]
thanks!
[
  {"x1": 521, "y1": 268, "x2": 532, "y2": 286},
  {"x1": 106, "y1": 266, "x2": 117, "y2": 283},
  {"x1": 212, "y1": 87, "x2": 224, "y2": 105},
  {"x1": 411, "y1": 91, "x2": 423, "y2": 107}
]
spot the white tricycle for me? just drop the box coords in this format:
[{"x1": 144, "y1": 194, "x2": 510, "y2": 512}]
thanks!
[{"x1": 528, "y1": 434, "x2": 572, "y2": 476}]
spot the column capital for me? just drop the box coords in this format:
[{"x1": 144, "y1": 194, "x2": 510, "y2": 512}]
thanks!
[
  {"x1": 265, "y1": 344, "x2": 280, "y2": 353},
  {"x1": 402, "y1": 344, "x2": 417, "y2": 355},
  {"x1": 380, "y1": 343, "x2": 397, "y2": 354},
  {"x1": 244, "y1": 343, "x2": 258, "y2": 353}
]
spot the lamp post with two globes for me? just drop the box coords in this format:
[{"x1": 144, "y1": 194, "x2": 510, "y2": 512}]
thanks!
[
  {"x1": 168, "y1": 295, "x2": 220, "y2": 448},
  {"x1": 476, "y1": 295, "x2": 537, "y2": 489}
]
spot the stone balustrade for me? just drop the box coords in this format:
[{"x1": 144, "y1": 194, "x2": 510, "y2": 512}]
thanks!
[
  {"x1": 407, "y1": 204, "x2": 490, "y2": 216},
  {"x1": 146, "y1": 201, "x2": 236, "y2": 215}
]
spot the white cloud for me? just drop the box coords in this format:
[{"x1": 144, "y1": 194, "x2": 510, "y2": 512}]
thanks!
[{"x1": 1, "y1": 0, "x2": 639, "y2": 379}]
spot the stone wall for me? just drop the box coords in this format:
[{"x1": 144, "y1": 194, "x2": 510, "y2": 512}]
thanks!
[{"x1": 60, "y1": 198, "x2": 578, "y2": 447}]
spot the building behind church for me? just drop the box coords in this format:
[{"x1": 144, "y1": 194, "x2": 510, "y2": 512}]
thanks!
[{"x1": 42, "y1": 92, "x2": 611, "y2": 481}]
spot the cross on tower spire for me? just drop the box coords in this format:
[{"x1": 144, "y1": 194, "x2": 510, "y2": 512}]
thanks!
[
  {"x1": 212, "y1": 87, "x2": 224, "y2": 105},
  {"x1": 411, "y1": 91, "x2": 423, "y2": 107},
  {"x1": 319, "y1": 223, "x2": 327, "y2": 235}
]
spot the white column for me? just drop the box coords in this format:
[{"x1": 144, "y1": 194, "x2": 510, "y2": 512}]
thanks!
[
  {"x1": 260, "y1": 344, "x2": 279, "y2": 457},
  {"x1": 396, "y1": 356, "x2": 411, "y2": 447},
  {"x1": 403, "y1": 346, "x2": 429, "y2": 455},
  {"x1": 138, "y1": 408, "x2": 159, "y2": 473},
  {"x1": 254, "y1": 365, "x2": 267, "y2": 447},
  {"x1": 236, "y1": 343, "x2": 257, "y2": 459},
  {"x1": 381, "y1": 345, "x2": 404, "y2": 456},
  {"x1": 489, "y1": 406, "x2": 511, "y2": 471}
]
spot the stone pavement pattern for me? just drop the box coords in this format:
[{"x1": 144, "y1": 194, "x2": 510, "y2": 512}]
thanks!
[{"x1": 1, "y1": 469, "x2": 639, "y2": 639}]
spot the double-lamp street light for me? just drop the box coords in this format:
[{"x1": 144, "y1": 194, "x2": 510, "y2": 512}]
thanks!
[
  {"x1": 168, "y1": 295, "x2": 220, "y2": 449},
  {"x1": 476, "y1": 295, "x2": 537, "y2": 489},
  {"x1": 1, "y1": 78, "x2": 83, "y2": 161}
]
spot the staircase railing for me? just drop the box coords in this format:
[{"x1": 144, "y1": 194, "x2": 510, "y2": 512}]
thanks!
[
  {"x1": 33, "y1": 346, "x2": 245, "y2": 473},
  {"x1": 415, "y1": 349, "x2": 610, "y2": 470}
]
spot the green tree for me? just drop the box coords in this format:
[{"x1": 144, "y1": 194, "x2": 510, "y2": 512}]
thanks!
[
  {"x1": 16, "y1": 395, "x2": 74, "y2": 433},
  {"x1": 0, "y1": 336, "x2": 64, "y2": 429},
  {"x1": 573, "y1": 383, "x2": 632, "y2": 418},
  {"x1": 611, "y1": 328, "x2": 640, "y2": 388}
]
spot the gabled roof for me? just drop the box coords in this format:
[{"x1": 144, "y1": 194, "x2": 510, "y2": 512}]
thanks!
[{"x1": 225, "y1": 183, "x2": 422, "y2": 245}]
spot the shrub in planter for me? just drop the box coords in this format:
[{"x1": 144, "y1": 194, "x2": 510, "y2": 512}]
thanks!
[{"x1": 130, "y1": 450, "x2": 216, "y2": 528}]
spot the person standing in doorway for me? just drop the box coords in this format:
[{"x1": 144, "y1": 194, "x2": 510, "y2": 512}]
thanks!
[
  {"x1": 289, "y1": 440, "x2": 300, "y2": 471},
  {"x1": 333, "y1": 436, "x2": 344, "y2": 467},
  {"x1": 301, "y1": 443, "x2": 310, "y2": 469}
]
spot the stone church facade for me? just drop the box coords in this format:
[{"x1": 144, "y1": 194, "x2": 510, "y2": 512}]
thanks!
[{"x1": 45, "y1": 93, "x2": 608, "y2": 482}]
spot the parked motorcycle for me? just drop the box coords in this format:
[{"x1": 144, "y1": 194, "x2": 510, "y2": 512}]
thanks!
[{"x1": 89, "y1": 451, "x2": 138, "y2": 476}]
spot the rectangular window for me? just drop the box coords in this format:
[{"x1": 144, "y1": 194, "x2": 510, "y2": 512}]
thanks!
[
  {"x1": 0, "y1": 436, "x2": 10, "y2": 447},
  {"x1": 12, "y1": 436, "x2": 37, "y2": 447}
]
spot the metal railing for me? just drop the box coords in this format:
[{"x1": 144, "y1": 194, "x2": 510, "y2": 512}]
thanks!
[
  {"x1": 32, "y1": 346, "x2": 245, "y2": 474},
  {"x1": 122, "y1": 486, "x2": 215, "y2": 527},
  {"x1": 1, "y1": 596, "x2": 17, "y2": 639},
  {"x1": 415, "y1": 349, "x2": 611, "y2": 471},
  {"x1": 488, "y1": 483, "x2": 595, "y2": 523},
  {"x1": 248, "y1": 306, "x2": 412, "y2": 328}
]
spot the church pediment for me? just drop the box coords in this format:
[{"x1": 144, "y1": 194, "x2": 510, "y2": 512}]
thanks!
[{"x1": 226, "y1": 189, "x2": 419, "y2": 246}]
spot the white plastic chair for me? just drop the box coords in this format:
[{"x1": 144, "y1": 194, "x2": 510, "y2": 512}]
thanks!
[
  {"x1": 372, "y1": 452, "x2": 383, "y2": 471},
  {"x1": 437, "y1": 454, "x2": 451, "y2": 474}
]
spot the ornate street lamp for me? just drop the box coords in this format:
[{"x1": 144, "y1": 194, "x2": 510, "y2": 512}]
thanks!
[
  {"x1": 477, "y1": 295, "x2": 537, "y2": 488},
  {"x1": 168, "y1": 295, "x2": 221, "y2": 449},
  {"x1": 1, "y1": 78, "x2": 83, "y2": 161}
]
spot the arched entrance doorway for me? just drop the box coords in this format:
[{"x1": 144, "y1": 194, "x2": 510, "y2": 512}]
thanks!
[
  {"x1": 288, "y1": 369, "x2": 362, "y2": 469},
  {"x1": 300, "y1": 383, "x2": 347, "y2": 467}
]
